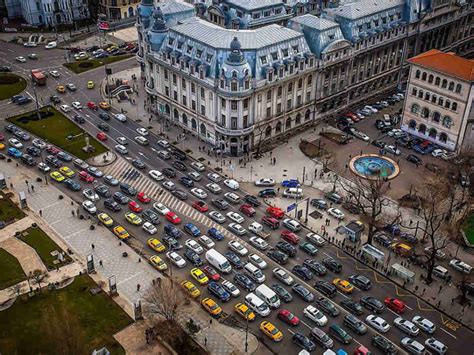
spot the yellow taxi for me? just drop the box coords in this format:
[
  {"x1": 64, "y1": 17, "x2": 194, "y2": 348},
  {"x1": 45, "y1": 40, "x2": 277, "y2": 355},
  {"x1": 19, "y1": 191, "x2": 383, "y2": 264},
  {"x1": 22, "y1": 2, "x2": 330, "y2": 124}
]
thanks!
[
  {"x1": 190, "y1": 268, "x2": 209, "y2": 285},
  {"x1": 56, "y1": 85, "x2": 65, "y2": 93},
  {"x1": 106, "y1": 45, "x2": 118, "y2": 52},
  {"x1": 59, "y1": 166, "x2": 75, "y2": 177},
  {"x1": 125, "y1": 212, "x2": 142, "y2": 225},
  {"x1": 87, "y1": 80, "x2": 95, "y2": 89},
  {"x1": 113, "y1": 225, "x2": 130, "y2": 240},
  {"x1": 201, "y1": 297, "x2": 222, "y2": 317},
  {"x1": 99, "y1": 101, "x2": 110, "y2": 110},
  {"x1": 181, "y1": 280, "x2": 201, "y2": 298},
  {"x1": 0, "y1": 143, "x2": 6, "y2": 150},
  {"x1": 147, "y1": 238, "x2": 166, "y2": 253},
  {"x1": 98, "y1": 212, "x2": 114, "y2": 227},
  {"x1": 260, "y1": 321, "x2": 283, "y2": 342},
  {"x1": 332, "y1": 278, "x2": 354, "y2": 293},
  {"x1": 234, "y1": 303, "x2": 256, "y2": 321},
  {"x1": 150, "y1": 255, "x2": 168, "y2": 271},
  {"x1": 50, "y1": 171, "x2": 65, "y2": 182}
]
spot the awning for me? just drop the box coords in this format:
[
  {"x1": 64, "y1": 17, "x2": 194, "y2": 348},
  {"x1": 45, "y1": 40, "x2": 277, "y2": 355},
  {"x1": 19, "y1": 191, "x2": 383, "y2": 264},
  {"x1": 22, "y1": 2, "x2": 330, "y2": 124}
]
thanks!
[{"x1": 361, "y1": 244, "x2": 385, "y2": 261}]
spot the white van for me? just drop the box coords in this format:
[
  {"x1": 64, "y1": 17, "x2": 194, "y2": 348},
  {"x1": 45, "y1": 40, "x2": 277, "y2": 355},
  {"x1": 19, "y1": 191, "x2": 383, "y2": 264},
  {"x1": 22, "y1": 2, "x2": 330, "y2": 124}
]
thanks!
[
  {"x1": 255, "y1": 284, "x2": 280, "y2": 309},
  {"x1": 205, "y1": 249, "x2": 232, "y2": 274},
  {"x1": 245, "y1": 293, "x2": 270, "y2": 317},
  {"x1": 224, "y1": 179, "x2": 240, "y2": 190},
  {"x1": 224, "y1": 192, "x2": 240, "y2": 204},
  {"x1": 134, "y1": 136, "x2": 149, "y2": 146},
  {"x1": 244, "y1": 263, "x2": 265, "y2": 283},
  {"x1": 283, "y1": 188, "x2": 303, "y2": 199}
]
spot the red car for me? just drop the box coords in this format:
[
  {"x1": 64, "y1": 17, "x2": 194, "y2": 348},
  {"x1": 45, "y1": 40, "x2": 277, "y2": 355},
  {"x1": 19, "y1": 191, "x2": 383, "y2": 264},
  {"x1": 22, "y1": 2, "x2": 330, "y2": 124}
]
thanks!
[
  {"x1": 277, "y1": 309, "x2": 300, "y2": 326},
  {"x1": 96, "y1": 132, "x2": 107, "y2": 141},
  {"x1": 137, "y1": 191, "x2": 151, "y2": 203},
  {"x1": 281, "y1": 230, "x2": 300, "y2": 245},
  {"x1": 165, "y1": 211, "x2": 181, "y2": 224},
  {"x1": 239, "y1": 204, "x2": 255, "y2": 217},
  {"x1": 87, "y1": 101, "x2": 98, "y2": 110},
  {"x1": 202, "y1": 265, "x2": 220, "y2": 281},
  {"x1": 46, "y1": 145, "x2": 60, "y2": 155},
  {"x1": 266, "y1": 206, "x2": 284, "y2": 219},
  {"x1": 384, "y1": 297, "x2": 406, "y2": 314},
  {"x1": 262, "y1": 215, "x2": 280, "y2": 229},
  {"x1": 0, "y1": 133, "x2": 4, "y2": 141},
  {"x1": 128, "y1": 201, "x2": 143, "y2": 213},
  {"x1": 78, "y1": 171, "x2": 94, "y2": 183},
  {"x1": 192, "y1": 200, "x2": 208, "y2": 213}
]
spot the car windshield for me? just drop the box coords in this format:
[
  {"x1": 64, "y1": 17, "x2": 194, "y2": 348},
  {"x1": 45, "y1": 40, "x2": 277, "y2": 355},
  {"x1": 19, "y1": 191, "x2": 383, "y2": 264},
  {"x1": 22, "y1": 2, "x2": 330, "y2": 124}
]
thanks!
[{"x1": 270, "y1": 327, "x2": 279, "y2": 335}]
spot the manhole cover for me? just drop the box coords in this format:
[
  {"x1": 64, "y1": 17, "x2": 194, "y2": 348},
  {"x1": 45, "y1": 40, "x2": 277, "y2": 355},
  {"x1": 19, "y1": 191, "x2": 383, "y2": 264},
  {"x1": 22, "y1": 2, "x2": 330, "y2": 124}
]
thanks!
[{"x1": 309, "y1": 210, "x2": 323, "y2": 219}]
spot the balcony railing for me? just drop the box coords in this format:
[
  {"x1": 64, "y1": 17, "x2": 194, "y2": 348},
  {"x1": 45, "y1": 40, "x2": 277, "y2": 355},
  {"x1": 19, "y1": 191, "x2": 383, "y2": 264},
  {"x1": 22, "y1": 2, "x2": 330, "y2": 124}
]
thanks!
[{"x1": 215, "y1": 125, "x2": 254, "y2": 136}]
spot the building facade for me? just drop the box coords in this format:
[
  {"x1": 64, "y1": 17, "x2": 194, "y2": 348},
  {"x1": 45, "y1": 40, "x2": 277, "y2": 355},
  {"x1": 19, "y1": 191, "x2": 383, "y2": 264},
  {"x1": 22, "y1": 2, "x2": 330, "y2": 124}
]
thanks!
[
  {"x1": 137, "y1": 0, "x2": 473, "y2": 156},
  {"x1": 99, "y1": 0, "x2": 140, "y2": 21},
  {"x1": 401, "y1": 49, "x2": 474, "y2": 152}
]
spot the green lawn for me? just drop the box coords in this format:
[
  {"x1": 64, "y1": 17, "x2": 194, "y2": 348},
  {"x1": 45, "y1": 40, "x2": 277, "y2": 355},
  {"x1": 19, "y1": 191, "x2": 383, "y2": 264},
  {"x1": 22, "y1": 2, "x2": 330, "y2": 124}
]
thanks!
[
  {"x1": 0, "y1": 192, "x2": 26, "y2": 223},
  {"x1": 463, "y1": 213, "x2": 474, "y2": 245},
  {"x1": 18, "y1": 227, "x2": 72, "y2": 270},
  {"x1": 7, "y1": 106, "x2": 107, "y2": 160},
  {"x1": 0, "y1": 73, "x2": 27, "y2": 100},
  {"x1": 64, "y1": 54, "x2": 133, "y2": 74},
  {"x1": 0, "y1": 275, "x2": 132, "y2": 354},
  {"x1": 0, "y1": 248, "x2": 26, "y2": 290}
]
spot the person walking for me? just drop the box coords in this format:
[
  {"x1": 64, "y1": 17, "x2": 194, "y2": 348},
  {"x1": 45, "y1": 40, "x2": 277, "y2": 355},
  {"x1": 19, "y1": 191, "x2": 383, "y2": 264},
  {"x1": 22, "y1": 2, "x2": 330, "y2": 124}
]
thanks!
[
  {"x1": 99, "y1": 260, "x2": 103, "y2": 267},
  {"x1": 137, "y1": 284, "x2": 141, "y2": 292},
  {"x1": 31, "y1": 185, "x2": 35, "y2": 192},
  {"x1": 39, "y1": 210, "x2": 42, "y2": 217},
  {"x1": 91, "y1": 243, "x2": 95, "y2": 250}
]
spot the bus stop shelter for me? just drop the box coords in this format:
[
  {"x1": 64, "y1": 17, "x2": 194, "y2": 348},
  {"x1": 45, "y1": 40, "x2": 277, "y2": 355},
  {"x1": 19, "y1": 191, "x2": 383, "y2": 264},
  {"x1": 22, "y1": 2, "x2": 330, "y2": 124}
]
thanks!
[
  {"x1": 391, "y1": 263, "x2": 415, "y2": 283},
  {"x1": 361, "y1": 244, "x2": 385, "y2": 262}
]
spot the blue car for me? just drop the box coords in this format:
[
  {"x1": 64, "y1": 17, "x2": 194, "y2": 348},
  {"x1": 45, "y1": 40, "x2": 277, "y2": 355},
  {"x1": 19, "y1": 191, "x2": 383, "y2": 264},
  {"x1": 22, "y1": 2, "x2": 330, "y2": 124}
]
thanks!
[
  {"x1": 64, "y1": 178, "x2": 81, "y2": 191},
  {"x1": 164, "y1": 224, "x2": 182, "y2": 238},
  {"x1": 184, "y1": 223, "x2": 201, "y2": 237},
  {"x1": 281, "y1": 179, "x2": 300, "y2": 188},
  {"x1": 208, "y1": 228, "x2": 224, "y2": 241},
  {"x1": 179, "y1": 176, "x2": 194, "y2": 188},
  {"x1": 208, "y1": 281, "x2": 231, "y2": 302},
  {"x1": 7, "y1": 147, "x2": 22, "y2": 158},
  {"x1": 233, "y1": 273, "x2": 256, "y2": 292},
  {"x1": 383, "y1": 224, "x2": 401, "y2": 236},
  {"x1": 224, "y1": 252, "x2": 243, "y2": 269}
]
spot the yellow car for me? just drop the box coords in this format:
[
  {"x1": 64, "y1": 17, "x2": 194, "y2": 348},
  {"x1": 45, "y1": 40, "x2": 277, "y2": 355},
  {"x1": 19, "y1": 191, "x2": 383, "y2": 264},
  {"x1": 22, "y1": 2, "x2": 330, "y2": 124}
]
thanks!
[
  {"x1": 181, "y1": 280, "x2": 201, "y2": 298},
  {"x1": 113, "y1": 225, "x2": 130, "y2": 240},
  {"x1": 150, "y1": 255, "x2": 167, "y2": 271},
  {"x1": 56, "y1": 85, "x2": 65, "y2": 93},
  {"x1": 201, "y1": 297, "x2": 222, "y2": 317},
  {"x1": 0, "y1": 143, "x2": 5, "y2": 150},
  {"x1": 59, "y1": 166, "x2": 75, "y2": 177},
  {"x1": 260, "y1": 321, "x2": 283, "y2": 342},
  {"x1": 87, "y1": 80, "x2": 95, "y2": 89},
  {"x1": 98, "y1": 212, "x2": 114, "y2": 227},
  {"x1": 190, "y1": 268, "x2": 209, "y2": 285},
  {"x1": 50, "y1": 171, "x2": 65, "y2": 182},
  {"x1": 234, "y1": 303, "x2": 256, "y2": 321},
  {"x1": 332, "y1": 278, "x2": 354, "y2": 293},
  {"x1": 147, "y1": 238, "x2": 166, "y2": 253},
  {"x1": 99, "y1": 101, "x2": 110, "y2": 110},
  {"x1": 125, "y1": 212, "x2": 142, "y2": 225}
]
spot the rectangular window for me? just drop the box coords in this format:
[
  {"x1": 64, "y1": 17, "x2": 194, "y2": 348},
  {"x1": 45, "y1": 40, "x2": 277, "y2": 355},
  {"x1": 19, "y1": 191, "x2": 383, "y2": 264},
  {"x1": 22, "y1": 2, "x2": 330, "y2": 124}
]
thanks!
[
  {"x1": 243, "y1": 115, "x2": 248, "y2": 127},
  {"x1": 271, "y1": 52, "x2": 278, "y2": 60},
  {"x1": 181, "y1": 78, "x2": 186, "y2": 89},
  {"x1": 266, "y1": 107, "x2": 271, "y2": 117},
  {"x1": 231, "y1": 101, "x2": 238, "y2": 110},
  {"x1": 231, "y1": 117, "x2": 237, "y2": 129},
  {"x1": 306, "y1": 92, "x2": 310, "y2": 102},
  {"x1": 164, "y1": 69, "x2": 168, "y2": 80},
  {"x1": 277, "y1": 86, "x2": 282, "y2": 97},
  {"x1": 182, "y1": 96, "x2": 187, "y2": 105},
  {"x1": 282, "y1": 49, "x2": 289, "y2": 57},
  {"x1": 298, "y1": 78, "x2": 303, "y2": 89},
  {"x1": 206, "y1": 53, "x2": 213, "y2": 63},
  {"x1": 277, "y1": 103, "x2": 282, "y2": 114},
  {"x1": 172, "y1": 74, "x2": 177, "y2": 85},
  {"x1": 243, "y1": 98, "x2": 249, "y2": 110},
  {"x1": 287, "y1": 99, "x2": 292, "y2": 109},
  {"x1": 264, "y1": 10, "x2": 270, "y2": 17},
  {"x1": 201, "y1": 105, "x2": 205, "y2": 115},
  {"x1": 297, "y1": 95, "x2": 302, "y2": 105},
  {"x1": 165, "y1": 86, "x2": 169, "y2": 97},
  {"x1": 187, "y1": 45, "x2": 193, "y2": 54},
  {"x1": 192, "y1": 100, "x2": 196, "y2": 111},
  {"x1": 168, "y1": 38, "x2": 174, "y2": 46},
  {"x1": 288, "y1": 82, "x2": 293, "y2": 92},
  {"x1": 292, "y1": 45, "x2": 299, "y2": 53},
  {"x1": 191, "y1": 83, "x2": 195, "y2": 93},
  {"x1": 267, "y1": 90, "x2": 272, "y2": 101},
  {"x1": 221, "y1": 114, "x2": 226, "y2": 126},
  {"x1": 196, "y1": 49, "x2": 202, "y2": 58},
  {"x1": 173, "y1": 91, "x2": 178, "y2": 100},
  {"x1": 200, "y1": 88, "x2": 205, "y2": 98},
  {"x1": 221, "y1": 98, "x2": 226, "y2": 108},
  {"x1": 177, "y1": 41, "x2": 183, "y2": 50},
  {"x1": 260, "y1": 55, "x2": 267, "y2": 65}
]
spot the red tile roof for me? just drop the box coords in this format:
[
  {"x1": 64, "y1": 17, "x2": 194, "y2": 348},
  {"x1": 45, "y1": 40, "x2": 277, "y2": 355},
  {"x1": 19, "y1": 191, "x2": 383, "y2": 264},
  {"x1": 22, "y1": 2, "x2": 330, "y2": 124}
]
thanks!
[{"x1": 408, "y1": 49, "x2": 474, "y2": 82}]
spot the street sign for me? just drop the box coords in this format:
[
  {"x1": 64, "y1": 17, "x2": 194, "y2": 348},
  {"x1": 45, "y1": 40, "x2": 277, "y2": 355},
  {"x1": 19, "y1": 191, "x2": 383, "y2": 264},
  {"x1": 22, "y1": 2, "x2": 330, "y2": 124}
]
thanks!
[{"x1": 287, "y1": 203, "x2": 296, "y2": 212}]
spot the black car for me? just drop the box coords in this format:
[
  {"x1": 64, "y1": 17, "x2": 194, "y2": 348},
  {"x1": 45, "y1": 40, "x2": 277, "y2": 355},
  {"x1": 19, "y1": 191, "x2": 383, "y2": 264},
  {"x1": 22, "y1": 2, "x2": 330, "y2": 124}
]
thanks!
[
  {"x1": 45, "y1": 155, "x2": 62, "y2": 167},
  {"x1": 17, "y1": 97, "x2": 32, "y2": 105},
  {"x1": 74, "y1": 115, "x2": 85, "y2": 124},
  {"x1": 20, "y1": 154, "x2": 35, "y2": 166},
  {"x1": 142, "y1": 209, "x2": 160, "y2": 225},
  {"x1": 303, "y1": 259, "x2": 327, "y2": 276},
  {"x1": 179, "y1": 176, "x2": 194, "y2": 188},
  {"x1": 132, "y1": 159, "x2": 146, "y2": 169},
  {"x1": 315, "y1": 297, "x2": 339, "y2": 317},
  {"x1": 271, "y1": 284, "x2": 293, "y2": 303},
  {"x1": 342, "y1": 202, "x2": 361, "y2": 214},
  {"x1": 371, "y1": 334, "x2": 398, "y2": 354},
  {"x1": 396, "y1": 137, "x2": 413, "y2": 148},
  {"x1": 292, "y1": 265, "x2": 313, "y2": 281},
  {"x1": 258, "y1": 188, "x2": 276, "y2": 198},
  {"x1": 310, "y1": 198, "x2": 327, "y2": 209},
  {"x1": 224, "y1": 252, "x2": 243, "y2": 269},
  {"x1": 98, "y1": 113, "x2": 110, "y2": 121},
  {"x1": 162, "y1": 168, "x2": 176, "y2": 178},
  {"x1": 49, "y1": 95, "x2": 61, "y2": 103},
  {"x1": 211, "y1": 198, "x2": 229, "y2": 210},
  {"x1": 348, "y1": 274, "x2": 372, "y2": 291},
  {"x1": 325, "y1": 192, "x2": 342, "y2": 204},
  {"x1": 292, "y1": 283, "x2": 314, "y2": 302},
  {"x1": 0, "y1": 65, "x2": 11, "y2": 72},
  {"x1": 314, "y1": 281, "x2": 337, "y2": 298},
  {"x1": 164, "y1": 224, "x2": 181, "y2": 238},
  {"x1": 172, "y1": 189, "x2": 188, "y2": 200},
  {"x1": 275, "y1": 241, "x2": 297, "y2": 257},
  {"x1": 94, "y1": 184, "x2": 111, "y2": 197},
  {"x1": 400, "y1": 232, "x2": 418, "y2": 244},
  {"x1": 113, "y1": 191, "x2": 130, "y2": 204},
  {"x1": 120, "y1": 183, "x2": 137, "y2": 196},
  {"x1": 360, "y1": 296, "x2": 385, "y2": 313},
  {"x1": 171, "y1": 149, "x2": 187, "y2": 160},
  {"x1": 322, "y1": 257, "x2": 342, "y2": 273},
  {"x1": 171, "y1": 161, "x2": 186, "y2": 171},
  {"x1": 406, "y1": 154, "x2": 422, "y2": 165},
  {"x1": 98, "y1": 122, "x2": 109, "y2": 131},
  {"x1": 244, "y1": 194, "x2": 260, "y2": 207},
  {"x1": 266, "y1": 250, "x2": 288, "y2": 265},
  {"x1": 57, "y1": 152, "x2": 72, "y2": 162},
  {"x1": 162, "y1": 235, "x2": 182, "y2": 250},
  {"x1": 343, "y1": 314, "x2": 368, "y2": 335},
  {"x1": 64, "y1": 178, "x2": 81, "y2": 191},
  {"x1": 373, "y1": 232, "x2": 393, "y2": 248},
  {"x1": 293, "y1": 333, "x2": 316, "y2": 352},
  {"x1": 26, "y1": 146, "x2": 40, "y2": 157},
  {"x1": 183, "y1": 249, "x2": 203, "y2": 266},
  {"x1": 340, "y1": 298, "x2": 364, "y2": 316},
  {"x1": 233, "y1": 273, "x2": 256, "y2": 292},
  {"x1": 104, "y1": 198, "x2": 121, "y2": 212}
]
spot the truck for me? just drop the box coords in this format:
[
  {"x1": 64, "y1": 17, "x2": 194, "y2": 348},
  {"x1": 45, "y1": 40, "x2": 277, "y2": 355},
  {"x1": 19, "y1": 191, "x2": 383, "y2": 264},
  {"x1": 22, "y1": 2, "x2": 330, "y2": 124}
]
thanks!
[
  {"x1": 31, "y1": 69, "x2": 46, "y2": 86},
  {"x1": 248, "y1": 222, "x2": 271, "y2": 240},
  {"x1": 205, "y1": 248, "x2": 232, "y2": 274}
]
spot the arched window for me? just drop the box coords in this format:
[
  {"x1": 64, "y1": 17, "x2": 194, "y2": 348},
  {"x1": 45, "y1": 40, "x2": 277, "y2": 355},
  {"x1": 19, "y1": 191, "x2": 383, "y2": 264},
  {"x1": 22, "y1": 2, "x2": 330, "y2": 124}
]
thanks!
[
  {"x1": 305, "y1": 110, "x2": 311, "y2": 121},
  {"x1": 200, "y1": 123, "x2": 207, "y2": 137},
  {"x1": 411, "y1": 103, "x2": 420, "y2": 114},
  {"x1": 428, "y1": 74, "x2": 434, "y2": 83},
  {"x1": 265, "y1": 126, "x2": 272, "y2": 138},
  {"x1": 295, "y1": 114, "x2": 301, "y2": 125},
  {"x1": 165, "y1": 104, "x2": 170, "y2": 115},
  {"x1": 232, "y1": 70, "x2": 238, "y2": 78},
  {"x1": 431, "y1": 94, "x2": 437, "y2": 103},
  {"x1": 439, "y1": 132, "x2": 448, "y2": 143},
  {"x1": 428, "y1": 128, "x2": 437, "y2": 138},
  {"x1": 421, "y1": 107, "x2": 430, "y2": 118},
  {"x1": 191, "y1": 118, "x2": 197, "y2": 130},
  {"x1": 231, "y1": 80, "x2": 238, "y2": 91},
  {"x1": 438, "y1": 97, "x2": 444, "y2": 106},
  {"x1": 444, "y1": 99, "x2": 450, "y2": 109},
  {"x1": 408, "y1": 119, "x2": 417, "y2": 129},
  {"x1": 275, "y1": 121, "x2": 282, "y2": 134},
  {"x1": 455, "y1": 84, "x2": 462, "y2": 93},
  {"x1": 182, "y1": 113, "x2": 188, "y2": 126},
  {"x1": 435, "y1": 77, "x2": 440, "y2": 86},
  {"x1": 418, "y1": 124, "x2": 426, "y2": 134},
  {"x1": 173, "y1": 109, "x2": 179, "y2": 121},
  {"x1": 442, "y1": 116, "x2": 453, "y2": 128},
  {"x1": 415, "y1": 70, "x2": 421, "y2": 79},
  {"x1": 421, "y1": 72, "x2": 427, "y2": 81},
  {"x1": 432, "y1": 111, "x2": 441, "y2": 123},
  {"x1": 448, "y1": 81, "x2": 454, "y2": 91},
  {"x1": 412, "y1": 87, "x2": 418, "y2": 96},
  {"x1": 424, "y1": 92, "x2": 430, "y2": 101},
  {"x1": 441, "y1": 79, "x2": 447, "y2": 88},
  {"x1": 418, "y1": 90, "x2": 423, "y2": 99},
  {"x1": 285, "y1": 117, "x2": 292, "y2": 130},
  {"x1": 452, "y1": 102, "x2": 457, "y2": 111}
]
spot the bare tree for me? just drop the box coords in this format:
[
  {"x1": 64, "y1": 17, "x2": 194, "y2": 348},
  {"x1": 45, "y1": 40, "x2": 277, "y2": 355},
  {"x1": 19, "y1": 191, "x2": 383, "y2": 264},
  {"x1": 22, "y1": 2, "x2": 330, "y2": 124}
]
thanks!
[
  {"x1": 143, "y1": 278, "x2": 186, "y2": 324},
  {"x1": 253, "y1": 124, "x2": 267, "y2": 158},
  {"x1": 31, "y1": 269, "x2": 47, "y2": 292},
  {"x1": 339, "y1": 177, "x2": 390, "y2": 245},
  {"x1": 9, "y1": 283, "x2": 22, "y2": 298}
]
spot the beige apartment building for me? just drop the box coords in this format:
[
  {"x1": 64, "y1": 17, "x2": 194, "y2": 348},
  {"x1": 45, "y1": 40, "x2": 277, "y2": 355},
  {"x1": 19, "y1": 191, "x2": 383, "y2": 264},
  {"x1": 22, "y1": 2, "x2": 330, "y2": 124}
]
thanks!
[{"x1": 401, "y1": 49, "x2": 474, "y2": 153}]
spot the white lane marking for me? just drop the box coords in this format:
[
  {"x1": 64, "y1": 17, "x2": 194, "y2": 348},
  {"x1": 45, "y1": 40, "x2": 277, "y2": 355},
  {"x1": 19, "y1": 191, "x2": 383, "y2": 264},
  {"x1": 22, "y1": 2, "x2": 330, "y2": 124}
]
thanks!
[
  {"x1": 337, "y1": 291, "x2": 350, "y2": 299},
  {"x1": 321, "y1": 251, "x2": 332, "y2": 258},
  {"x1": 440, "y1": 327, "x2": 457, "y2": 339},
  {"x1": 300, "y1": 320, "x2": 312, "y2": 329},
  {"x1": 286, "y1": 328, "x2": 295, "y2": 335},
  {"x1": 405, "y1": 304, "x2": 413, "y2": 310},
  {"x1": 352, "y1": 338, "x2": 363, "y2": 347},
  {"x1": 138, "y1": 151, "x2": 149, "y2": 160},
  {"x1": 386, "y1": 308, "x2": 399, "y2": 317}
]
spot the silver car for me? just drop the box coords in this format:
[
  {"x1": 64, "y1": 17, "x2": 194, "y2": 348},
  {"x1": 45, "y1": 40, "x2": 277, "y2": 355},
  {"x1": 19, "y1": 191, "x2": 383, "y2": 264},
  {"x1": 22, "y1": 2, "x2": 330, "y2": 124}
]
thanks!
[
  {"x1": 401, "y1": 337, "x2": 425, "y2": 355},
  {"x1": 394, "y1": 317, "x2": 419, "y2": 336},
  {"x1": 206, "y1": 183, "x2": 222, "y2": 194},
  {"x1": 412, "y1": 315, "x2": 436, "y2": 334},
  {"x1": 424, "y1": 337, "x2": 447, "y2": 354},
  {"x1": 272, "y1": 267, "x2": 294, "y2": 286},
  {"x1": 208, "y1": 211, "x2": 226, "y2": 224},
  {"x1": 365, "y1": 315, "x2": 390, "y2": 333}
]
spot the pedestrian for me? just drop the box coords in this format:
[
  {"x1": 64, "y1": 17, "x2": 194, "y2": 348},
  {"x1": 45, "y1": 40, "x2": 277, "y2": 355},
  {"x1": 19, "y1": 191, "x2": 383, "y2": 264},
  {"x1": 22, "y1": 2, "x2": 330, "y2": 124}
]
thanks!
[
  {"x1": 439, "y1": 284, "x2": 443, "y2": 292},
  {"x1": 99, "y1": 260, "x2": 103, "y2": 267},
  {"x1": 137, "y1": 284, "x2": 141, "y2": 292},
  {"x1": 70, "y1": 201, "x2": 74, "y2": 206},
  {"x1": 71, "y1": 210, "x2": 75, "y2": 217},
  {"x1": 437, "y1": 300, "x2": 441, "y2": 307},
  {"x1": 422, "y1": 288, "x2": 426, "y2": 295},
  {"x1": 39, "y1": 210, "x2": 42, "y2": 217},
  {"x1": 409, "y1": 219, "x2": 413, "y2": 226},
  {"x1": 277, "y1": 187, "x2": 280, "y2": 193},
  {"x1": 31, "y1": 185, "x2": 35, "y2": 192},
  {"x1": 91, "y1": 243, "x2": 95, "y2": 250},
  {"x1": 204, "y1": 337, "x2": 208, "y2": 347},
  {"x1": 56, "y1": 265, "x2": 59, "y2": 272},
  {"x1": 138, "y1": 258, "x2": 141, "y2": 263},
  {"x1": 451, "y1": 298, "x2": 455, "y2": 305}
]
